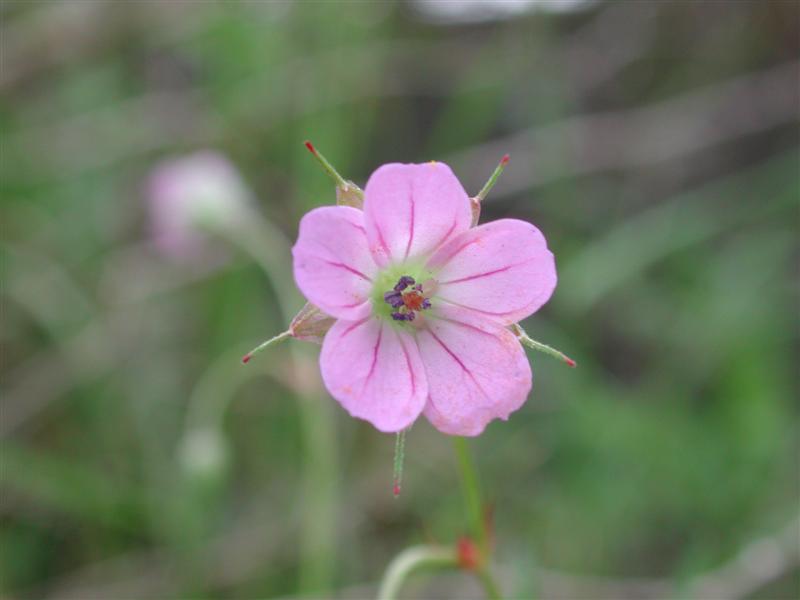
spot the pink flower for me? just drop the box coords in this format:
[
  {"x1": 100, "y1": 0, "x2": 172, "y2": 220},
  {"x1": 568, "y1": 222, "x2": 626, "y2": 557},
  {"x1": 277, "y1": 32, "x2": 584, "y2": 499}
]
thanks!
[{"x1": 292, "y1": 162, "x2": 556, "y2": 436}]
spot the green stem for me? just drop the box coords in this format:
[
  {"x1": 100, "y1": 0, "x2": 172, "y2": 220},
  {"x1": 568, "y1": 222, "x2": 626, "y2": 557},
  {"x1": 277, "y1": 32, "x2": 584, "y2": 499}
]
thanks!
[
  {"x1": 512, "y1": 323, "x2": 576, "y2": 367},
  {"x1": 224, "y1": 215, "x2": 339, "y2": 595},
  {"x1": 475, "y1": 154, "x2": 510, "y2": 202},
  {"x1": 240, "y1": 329, "x2": 291, "y2": 363},
  {"x1": 304, "y1": 140, "x2": 349, "y2": 189},
  {"x1": 453, "y1": 436, "x2": 486, "y2": 552},
  {"x1": 376, "y1": 439, "x2": 504, "y2": 599},
  {"x1": 392, "y1": 429, "x2": 406, "y2": 497},
  {"x1": 453, "y1": 437, "x2": 504, "y2": 600},
  {"x1": 377, "y1": 545, "x2": 457, "y2": 600},
  {"x1": 477, "y1": 568, "x2": 503, "y2": 600}
]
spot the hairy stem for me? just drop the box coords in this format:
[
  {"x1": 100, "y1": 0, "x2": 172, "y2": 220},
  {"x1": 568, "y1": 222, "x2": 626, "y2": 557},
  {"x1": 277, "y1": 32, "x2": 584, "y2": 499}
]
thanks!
[
  {"x1": 477, "y1": 568, "x2": 503, "y2": 600},
  {"x1": 453, "y1": 436, "x2": 486, "y2": 552},
  {"x1": 453, "y1": 437, "x2": 503, "y2": 599},
  {"x1": 475, "y1": 154, "x2": 510, "y2": 202},
  {"x1": 512, "y1": 323, "x2": 576, "y2": 367},
  {"x1": 227, "y1": 215, "x2": 339, "y2": 595},
  {"x1": 304, "y1": 140, "x2": 349, "y2": 189}
]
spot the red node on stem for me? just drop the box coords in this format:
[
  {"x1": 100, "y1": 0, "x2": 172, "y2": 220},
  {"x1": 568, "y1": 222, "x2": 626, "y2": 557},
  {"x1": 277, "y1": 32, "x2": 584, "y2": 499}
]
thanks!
[{"x1": 456, "y1": 537, "x2": 481, "y2": 571}]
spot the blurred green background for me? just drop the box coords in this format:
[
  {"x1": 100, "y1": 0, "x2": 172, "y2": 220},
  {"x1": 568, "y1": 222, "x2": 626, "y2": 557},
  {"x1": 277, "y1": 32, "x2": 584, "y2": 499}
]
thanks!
[{"x1": 2, "y1": 1, "x2": 798, "y2": 598}]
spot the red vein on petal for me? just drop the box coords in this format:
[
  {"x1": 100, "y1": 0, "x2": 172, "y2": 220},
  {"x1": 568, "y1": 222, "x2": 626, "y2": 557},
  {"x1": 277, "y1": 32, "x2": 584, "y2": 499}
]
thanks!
[
  {"x1": 428, "y1": 235, "x2": 479, "y2": 269},
  {"x1": 344, "y1": 219, "x2": 368, "y2": 235},
  {"x1": 430, "y1": 216, "x2": 459, "y2": 256},
  {"x1": 359, "y1": 323, "x2": 384, "y2": 397},
  {"x1": 433, "y1": 315, "x2": 498, "y2": 339},
  {"x1": 435, "y1": 297, "x2": 521, "y2": 318},
  {"x1": 341, "y1": 219, "x2": 381, "y2": 271},
  {"x1": 403, "y1": 182, "x2": 416, "y2": 260},
  {"x1": 425, "y1": 326, "x2": 491, "y2": 402},
  {"x1": 333, "y1": 299, "x2": 368, "y2": 309},
  {"x1": 322, "y1": 259, "x2": 373, "y2": 281},
  {"x1": 397, "y1": 331, "x2": 416, "y2": 396},
  {"x1": 438, "y1": 258, "x2": 536, "y2": 286},
  {"x1": 372, "y1": 219, "x2": 393, "y2": 262},
  {"x1": 339, "y1": 316, "x2": 371, "y2": 338}
]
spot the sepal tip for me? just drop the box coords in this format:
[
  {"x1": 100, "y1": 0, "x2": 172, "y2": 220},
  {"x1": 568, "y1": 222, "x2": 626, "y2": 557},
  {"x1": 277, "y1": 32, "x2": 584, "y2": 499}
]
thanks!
[{"x1": 239, "y1": 329, "x2": 291, "y2": 365}]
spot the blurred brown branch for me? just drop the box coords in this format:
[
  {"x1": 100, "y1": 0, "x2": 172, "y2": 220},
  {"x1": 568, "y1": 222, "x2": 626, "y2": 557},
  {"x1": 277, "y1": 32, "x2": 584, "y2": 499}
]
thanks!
[{"x1": 452, "y1": 60, "x2": 800, "y2": 199}]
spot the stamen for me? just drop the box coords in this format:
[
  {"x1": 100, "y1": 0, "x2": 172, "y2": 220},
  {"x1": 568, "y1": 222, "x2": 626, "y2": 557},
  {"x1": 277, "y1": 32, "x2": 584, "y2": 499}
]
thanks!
[
  {"x1": 394, "y1": 276, "x2": 415, "y2": 291},
  {"x1": 384, "y1": 290, "x2": 404, "y2": 308},
  {"x1": 391, "y1": 311, "x2": 415, "y2": 322},
  {"x1": 384, "y1": 275, "x2": 433, "y2": 322}
]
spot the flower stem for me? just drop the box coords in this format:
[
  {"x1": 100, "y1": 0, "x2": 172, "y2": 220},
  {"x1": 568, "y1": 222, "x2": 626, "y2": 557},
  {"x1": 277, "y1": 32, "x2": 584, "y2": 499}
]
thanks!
[
  {"x1": 224, "y1": 215, "x2": 339, "y2": 594},
  {"x1": 477, "y1": 568, "x2": 503, "y2": 600},
  {"x1": 377, "y1": 545, "x2": 457, "y2": 600},
  {"x1": 453, "y1": 437, "x2": 503, "y2": 599},
  {"x1": 453, "y1": 437, "x2": 486, "y2": 552},
  {"x1": 392, "y1": 429, "x2": 407, "y2": 497}
]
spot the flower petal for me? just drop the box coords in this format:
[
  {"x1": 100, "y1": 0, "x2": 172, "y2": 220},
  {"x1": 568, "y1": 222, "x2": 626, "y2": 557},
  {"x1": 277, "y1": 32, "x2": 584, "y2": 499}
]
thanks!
[
  {"x1": 363, "y1": 162, "x2": 471, "y2": 267},
  {"x1": 417, "y1": 305, "x2": 531, "y2": 436},
  {"x1": 426, "y1": 219, "x2": 556, "y2": 324},
  {"x1": 320, "y1": 317, "x2": 428, "y2": 433},
  {"x1": 292, "y1": 206, "x2": 377, "y2": 320}
]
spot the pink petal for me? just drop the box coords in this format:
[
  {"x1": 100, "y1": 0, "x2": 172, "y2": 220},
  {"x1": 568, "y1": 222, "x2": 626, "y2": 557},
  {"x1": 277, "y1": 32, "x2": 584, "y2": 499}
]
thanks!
[
  {"x1": 426, "y1": 219, "x2": 557, "y2": 324},
  {"x1": 363, "y1": 162, "x2": 471, "y2": 267},
  {"x1": 417, "y1": 305, "x2": 531, "y2": 436},
  {"x1": 292, "y1": 206, "x2": 377, "y2": 320},
  {"x1": 320, "y1": 317, "x2": 428, "y2": 433}
]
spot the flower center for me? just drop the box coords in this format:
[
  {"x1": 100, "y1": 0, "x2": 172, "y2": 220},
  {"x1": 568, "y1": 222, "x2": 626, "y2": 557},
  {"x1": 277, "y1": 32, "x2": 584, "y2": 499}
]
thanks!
[{"x1": 383, "y1": 275, "x2": 432, "y2": 322}]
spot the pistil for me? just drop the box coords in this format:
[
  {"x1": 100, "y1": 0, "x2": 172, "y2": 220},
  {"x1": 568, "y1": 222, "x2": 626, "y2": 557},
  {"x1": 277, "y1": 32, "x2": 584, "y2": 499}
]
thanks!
[{"x1": 383, "y1": 275, "x2": 432, "y2": 322}]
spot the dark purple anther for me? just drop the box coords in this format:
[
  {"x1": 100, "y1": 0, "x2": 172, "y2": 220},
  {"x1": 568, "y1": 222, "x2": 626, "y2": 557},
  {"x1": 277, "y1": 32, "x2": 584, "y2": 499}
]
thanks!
[
  {"x1": 384, "y1": 290, "x2": 404, "y2": 308},
  {"x1": 386, "y1": 275, "x2": 431, "y2": 323},
  {"x1": 394, "y1": 276, "x2": 415, "y2": 291},
  {"x1": 391, "y1": 311, "x2": 417, "y2": 322}
]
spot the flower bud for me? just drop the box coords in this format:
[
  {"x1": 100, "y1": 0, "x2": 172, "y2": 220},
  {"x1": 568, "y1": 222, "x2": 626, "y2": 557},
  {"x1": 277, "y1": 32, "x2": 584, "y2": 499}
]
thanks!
[
  {"x1": 289, "y1": 302, "x2": 336, "y2": 344},
  {"x1": 147, "y1": 151, "x2": 253, "y2": 261},
  {"x1": 336, "y1": 180, "x2": 365, "y2": 209}
]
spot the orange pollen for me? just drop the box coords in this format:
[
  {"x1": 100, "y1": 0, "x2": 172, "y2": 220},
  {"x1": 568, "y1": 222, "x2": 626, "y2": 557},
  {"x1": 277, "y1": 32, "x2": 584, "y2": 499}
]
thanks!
[{"x1": 402, "y1": 290, "x2": 425, "y2": 311}]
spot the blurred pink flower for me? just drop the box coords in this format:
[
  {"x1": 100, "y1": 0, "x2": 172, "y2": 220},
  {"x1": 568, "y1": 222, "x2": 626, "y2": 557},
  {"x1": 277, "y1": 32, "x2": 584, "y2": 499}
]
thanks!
[
  {"x1": 147, "y1": 151, "x2": 252, "y2": 261},
  {"x1": 292, "y1": 162, "x2": 557, "y2": 436}
]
